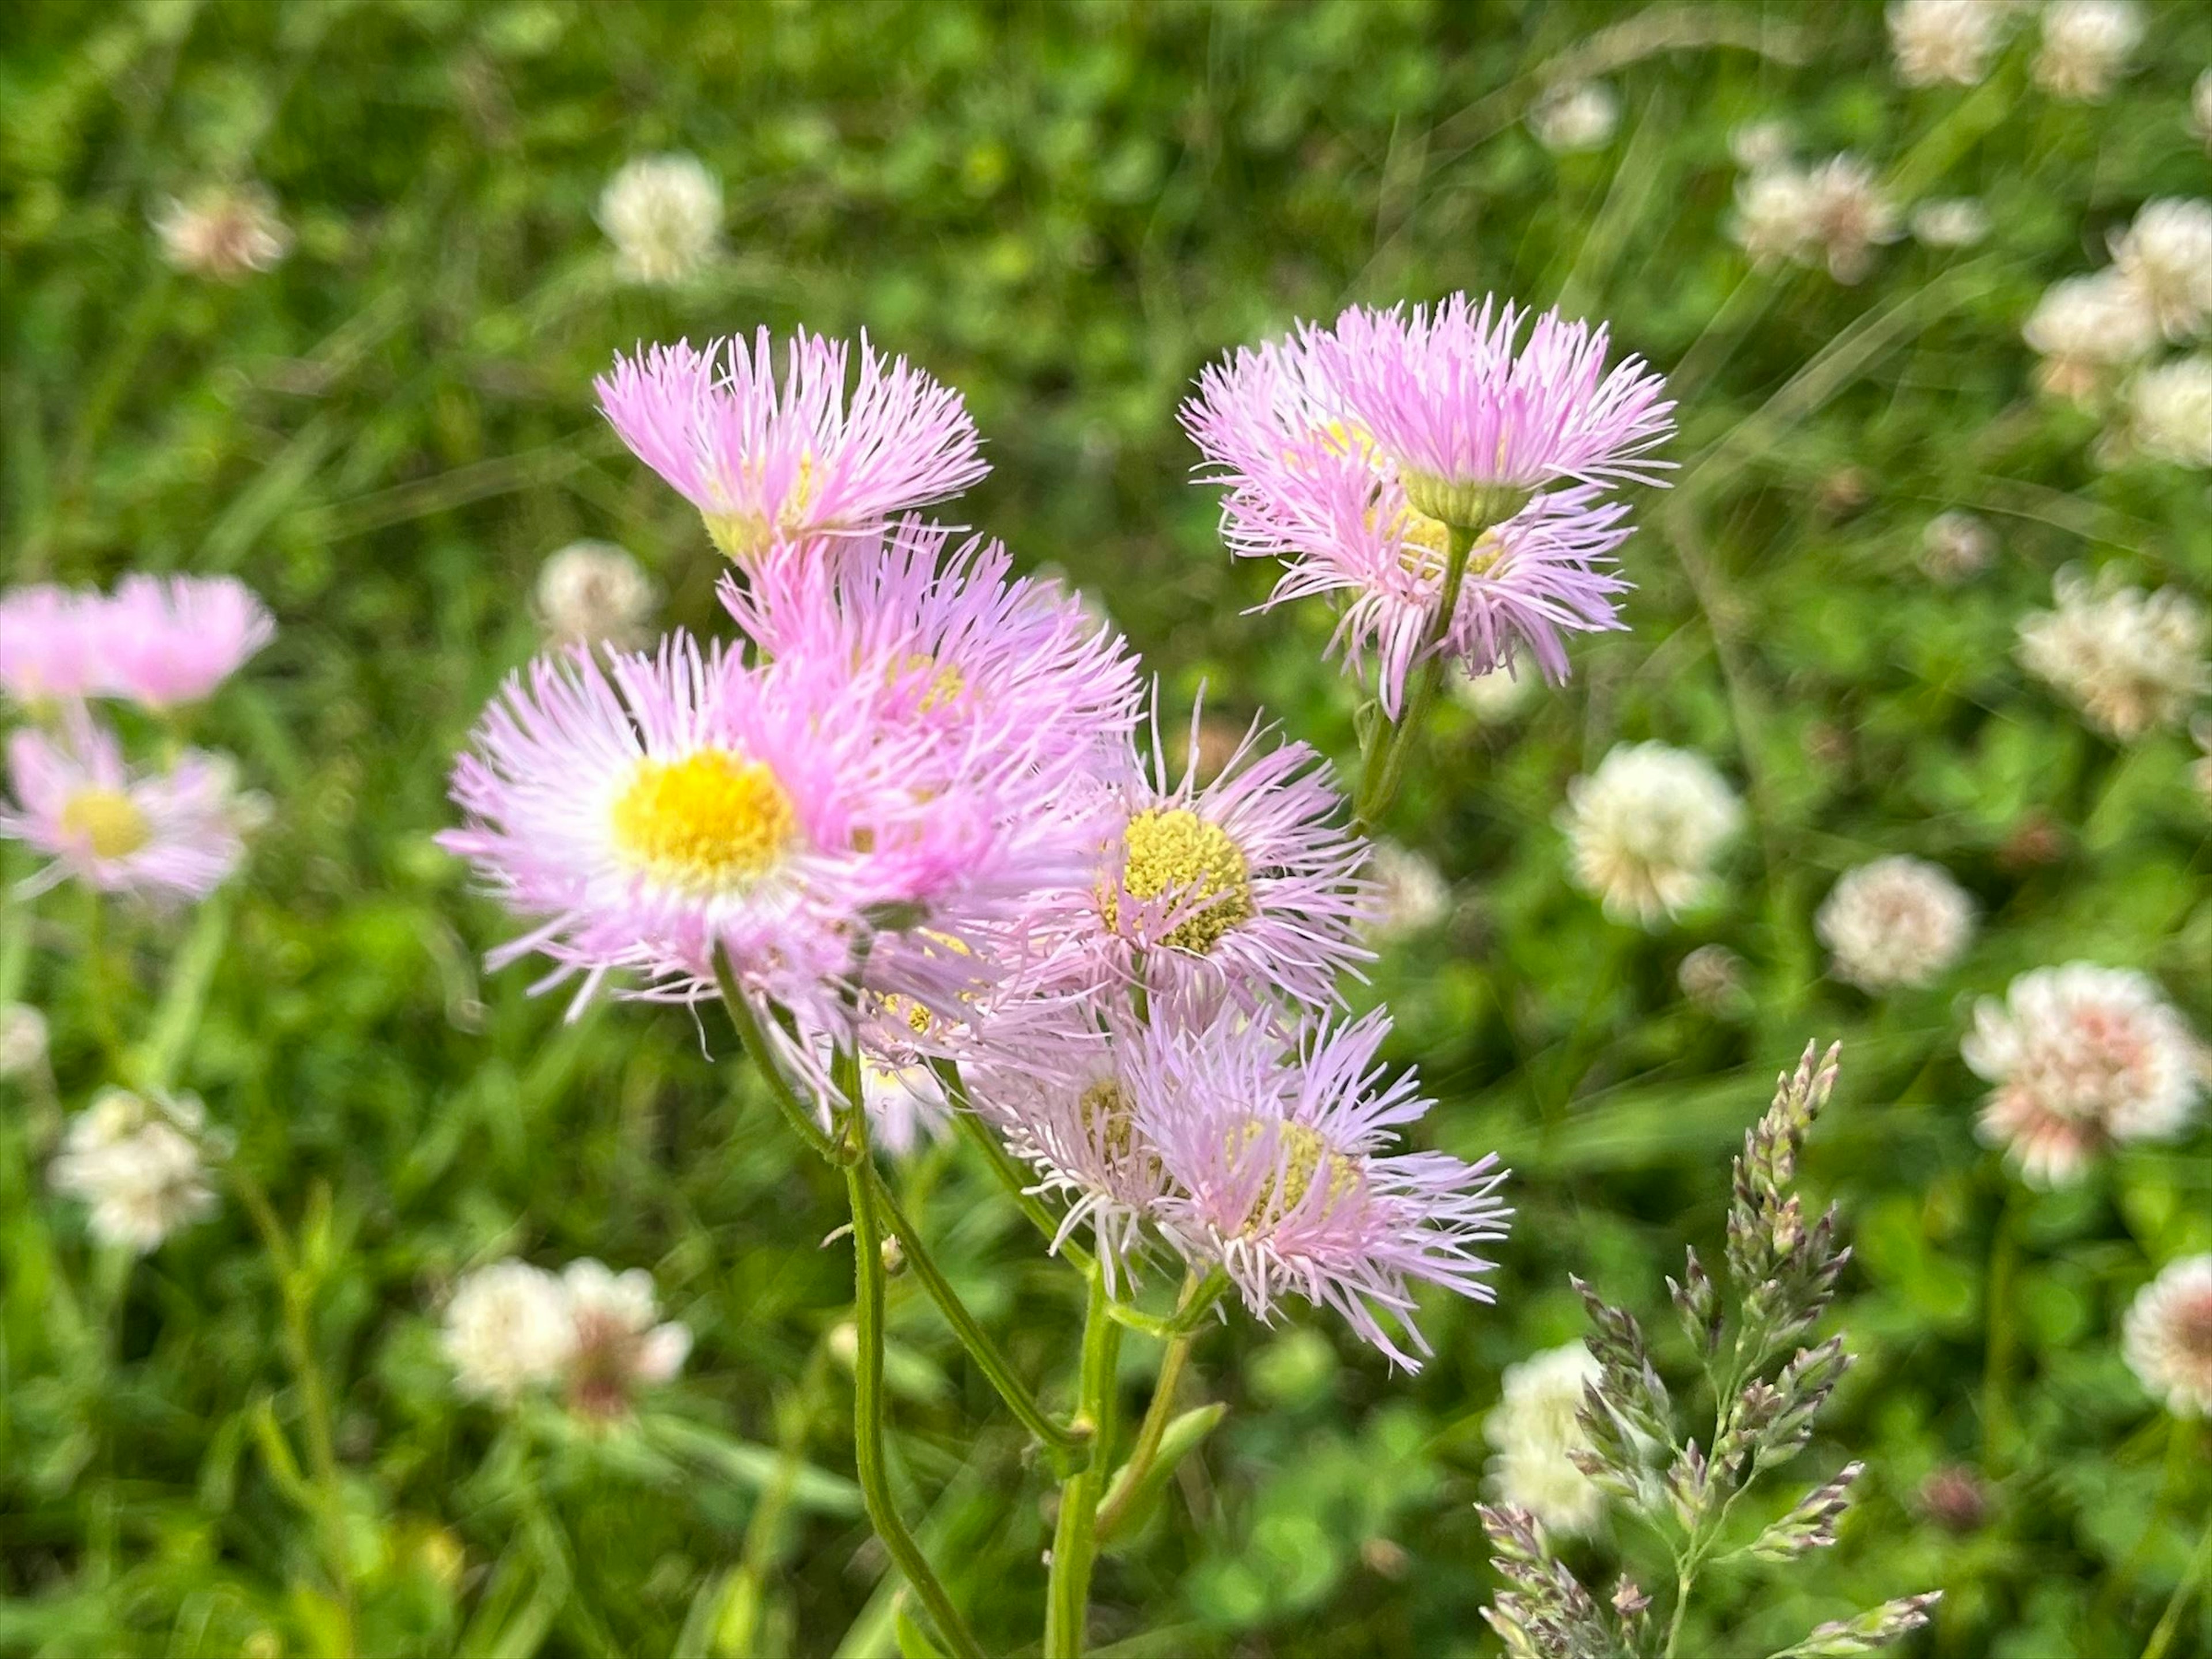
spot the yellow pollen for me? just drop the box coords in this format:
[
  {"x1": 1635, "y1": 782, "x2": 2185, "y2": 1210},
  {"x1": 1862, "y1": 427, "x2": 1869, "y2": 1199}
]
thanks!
[
  {"x1": 890, "y1": 652, "x2": 966, "y2": 711},
  {"x1": 610, "y1": 751, "x2": 795, "y2": 892},
  {"x1": 1225, "y1": 1119, "x2": 1363, "y2": 1230},
  {"x1": 1104, "y1": 808, "x2": 1254, "y2": 954},
  {"x1": 703, "y1": 454, "x2": 821, "y2": 559},
  {"x1": 60, "y1": 787, "x2": 151, "y2": 860}
]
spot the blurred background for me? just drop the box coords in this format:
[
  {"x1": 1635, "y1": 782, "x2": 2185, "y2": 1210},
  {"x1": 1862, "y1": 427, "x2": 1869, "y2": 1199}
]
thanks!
[{"x1": 4, "y1": 1, "x2": 2212, "y2": 1654}]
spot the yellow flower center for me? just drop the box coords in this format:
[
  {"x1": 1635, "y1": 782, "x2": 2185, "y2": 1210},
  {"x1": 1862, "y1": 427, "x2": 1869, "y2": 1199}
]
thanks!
[
  {"x1": 703, "y1": 455, "x2": 820, "y2": 559},
  {"x1": 889, "y1": 652, "x2": 967, "y2": 712},
  {"x1": 1104, "y1": 808, "x2": 1255, "y2": 954},
  {"x1": 60, "y1": 787, "x2": 152, "y2": 860},
  {"x1": 1225, "y1": 1118, "x2": 1363, "y2": 1231},
  {"x1": 609, "y1": 751, "x2": 796, "y2": 892}
]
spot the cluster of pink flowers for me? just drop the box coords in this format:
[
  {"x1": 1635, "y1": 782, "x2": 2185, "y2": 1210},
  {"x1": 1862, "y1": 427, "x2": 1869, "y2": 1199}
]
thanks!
[
  {"x1": 1181, "y1": 295, "x2": 1673, "y2": 713},
  {"x1": 1, "y1": 575, "x2": 270, "y2": 903},
  {"x1": 441, "y1": 317, "x2": 1601, "y2": 1363}
]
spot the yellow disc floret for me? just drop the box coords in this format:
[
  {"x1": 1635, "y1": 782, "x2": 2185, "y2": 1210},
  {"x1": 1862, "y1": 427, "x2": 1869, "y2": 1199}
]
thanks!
[
  {"x1": 610, "y1": 750, "x2": 796, "y2": 892},
  {"x1": 60, "y1": 787, "x2": 152, "y2": 860},
  {"x1": 1225, "y1": 1118, "x2": 1363, "y2": 1230},
  {"x1": 1105, "y1": 808, "x2": 1255, "y2": 954}
]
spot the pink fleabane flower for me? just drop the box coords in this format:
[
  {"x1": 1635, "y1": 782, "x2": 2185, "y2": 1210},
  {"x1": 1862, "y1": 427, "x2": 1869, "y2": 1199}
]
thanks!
[
  {"x1": 2, "y1": 717, "x2": 243, "y2": 900},
  {"x1": 721, "y1": 516, "x2": 1142, "y2": 782},
  {"x1": 1134, "y1": 1003, "x2": 1510, "y2": 1370},
  {"x1": 98, "y1": 575, "x2": 275, "y2": 707},
  {"x1": 596, "y1": 329, "x2": 987, "y2": 562},
  {"x1": 440, "y1": 634, "x2": 1079, "y2": 1036},
  {"x1": 0, "y1": 585, "x2": 104, "y2": 704}
]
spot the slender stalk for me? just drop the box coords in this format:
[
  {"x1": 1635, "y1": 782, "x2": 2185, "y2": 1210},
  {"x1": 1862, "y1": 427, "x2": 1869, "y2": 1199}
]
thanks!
[
  {"x1": 1093, "y1": 1291, "x2": 1200, "y2": 1548},
  {"x1": 714, "y1": 949, "x2": 840, "y2": 1165},
  {"x1": 230, "y1": 1162, "x2": 357, "y2": 1656},
  {"x1": 935, "y1": 1058, "x2": 1094, "y2": 1277},
  {"x1": 866, "y1": 1165, "x2": 1092, "y2": 1476},
  {"x1": 838, "y1": 1058, "x2": 987, "y2": 1659},
  {"x1": 1353, "y1": 521, "x2": 1480, "y2": 832},
  {"x1": 1046, "y1": 1268, "x2": 1123, "y2": 1659},
  {"x1": 1981, "y1": 1187, "x2": 2022, "y2": 1470},
  {"x1": 722, "y1": 1338, "x2": 833, "y2": 1657},
  {"x1": 2142, "y1": 1504, "x2": 2212, "y2": 1659}
]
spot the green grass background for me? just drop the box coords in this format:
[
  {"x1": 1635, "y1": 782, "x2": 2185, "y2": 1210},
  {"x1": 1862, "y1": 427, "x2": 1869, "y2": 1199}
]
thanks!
[{"x1": 3, "y1": 1, "x2": 2211, "y2": 1654}]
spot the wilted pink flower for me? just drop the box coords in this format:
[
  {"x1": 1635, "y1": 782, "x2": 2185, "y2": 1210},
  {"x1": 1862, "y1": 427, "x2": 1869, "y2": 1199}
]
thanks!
[
  {"x1": 1135, "y1": 1003, "x2": 1510, "y2": 1369},
  {"x1": 561, "y1": 1259, "x2": 692, "y2": 1419},
  {"x1": 721, "y1": 516, "x2": 1142, "y2": 786},
  {"x1": 441, "y1": 634, "x2": 1077, "y2": 1035},
  {"x1": 1074, "y1": 702, "x2": 1376, "y2": 1013},
  {"x1": 1184, "y1": 298, "x2": 1665, "y2": 713},
  {"x1": 2, "y1": 717, "x2": 243, "y2": 900},
  {"x1": 2123, "y1": 1255, "x2": 2212, "y2": 1417},
  {"x1": 596, "y1": 330, "x2": 986, "y2": 562},
  {"x1": 1964, "y1": 963, "x2": 2201, "y2": 1184}
]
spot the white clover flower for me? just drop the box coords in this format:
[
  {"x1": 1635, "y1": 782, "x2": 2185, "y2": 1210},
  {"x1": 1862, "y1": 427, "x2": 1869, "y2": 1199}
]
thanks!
[
  {"x1": 597, "y1": 153, "x2": 722, "y2": 286},
  {"x1": 1528, "y1": 80, "x2": 1620, "y2": 154},
  {"x1": 2017, "y1": 569, "x2": 2207, "y2": 741},
  {"x1": 1365, "y1": 840, "x2": 1451, "y2": 941},
  {"x1": 1486, "y1": 1343, "x2": 1607, "y2": 1537},
  {"x1": 441, "y1": 1260, "x2": 577, "y2": 1402},
  {"x1": 1732, "y1": 165, "x2": 1819, "y2": 268},
  {"x1": 0, "y1": 1002, "x2": 48, "y2": 1080},
  {"x1": 1455, "y1": 661, "x2": 1541, "y2": 722},
  {"x1": 1964, "y1": 963, "x2": 2200, "y2": 1185},
  {"x1": 1815, "y1": 856, "x2": 1975, "y2": 993},
  {"x1": 2033, "y1": 0, "x2": 2142, "y2": 101},
  {"x1": 1889, "y1": 0, "x2": 2009, "y2": 86},
  {"x1": 561, "y1": 1259, "x2": 691, "y2": 1418},
  {"x1": 1919, "y1": 510, "x2": 1996, "y2": 584},
  {"x1": 1910, "y1": 196, "x2": 1992, "y2": 249},
  {"x1": 1729, "y1": 119, "x2": 1794, "y2": 173},
  {"x1": 153, "y1": 183, "x2": 291, "y2": 281},
  {"x1": 1562, "y1": 743, "x2": 1743, "y2": 927},
  {"x1": 535, "y1": 540, "x2": 659, "y2": 649},
  {"x1": 2022, "y1": 271, "x2": 2158, "y2": 402},
  {"x1": 2126, "y1": 358, "x2": 2212, "y2": 468},
  {"x1": 1677, "y1": 943, "x2": 1748, "y2": 1015},
  {"x1": 49, "y1": 1088, "x2": 217, "y2": 1252},
  {"x1": 1803, "y1": 156, "x2": 1903, "y2": 283},
  {"x1": 2111, "y1": 199, "x2": 2212, "y2": 342},
  {"x1": 2125, "y1": 1255, "x2": 2212, "y2": 1416}
]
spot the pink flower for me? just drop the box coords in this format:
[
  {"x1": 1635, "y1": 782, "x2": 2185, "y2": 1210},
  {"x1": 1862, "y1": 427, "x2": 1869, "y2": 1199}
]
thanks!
[
  {"x1": 441, "y1": 634, "x2": 1082, "y2": 1035},
  {"x1": 721, "y1": 516, "x2": 1141, "y2": 789},
  {"x1": 0, "y1": 586, "x2": 104, "y2": 704},
  {"x1": 1134, "y1": 1003, "x2": 1510, "y2": 1369},
  {"x1": 97, "y1": 575, "x2": 275, "y2": 707},
  {"x1": 1964, "y1": 963, "x2": 2201, "y2": 1185},
  {"x1": 2, "y1": 716, "x2": 243, "y2": 900},
  {"x1": 595, "y1": 330, "x2": 987, "y2": 561},
  {"x1": 1183, "y1": 298, "x2": 1665, "y2": 713}
]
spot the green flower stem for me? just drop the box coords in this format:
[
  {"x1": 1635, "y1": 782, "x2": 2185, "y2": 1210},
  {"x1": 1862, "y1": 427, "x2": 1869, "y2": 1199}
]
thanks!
[
  {"x1": 1092, "y1": 1272, "x2": 1222, "y2": 1546},
  {"x1": 714, "y1": 949, "x2": 841, "y2": 1165},
  {"x1": 1353, "y1": 520, "x2": 1481, "y2": 833},
  {"x1": 836, "y1": 1055, "x2": 987, "y2": 1659},
  {"x1": 865, "y1": 1165, "x2": 1093, "y2": 1478},
  {"x1": 722, "y1": 1336, "x2": 834, "y2": 1657},
  {"x1": 1981, "y1": 1185, "x2": 2024, "y2": 1471},
  {"x1": 934, "y1": 1058, "x2": 1096, "y2": 1277},
  {"x1": 2142, "y1": 1501, "x2": 2212, "y2": 1659},
  {"x1": 229, "y1": 1161, "x2": 357, "y2": 1657},
  {"x1": 1045, "y1": 1266, "x2": 1123, "y2": 1659}
]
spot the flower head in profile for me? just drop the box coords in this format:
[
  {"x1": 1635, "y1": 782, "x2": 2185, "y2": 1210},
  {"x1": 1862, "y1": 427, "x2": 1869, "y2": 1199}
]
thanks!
[
  {"x1": 441, "y1": 634, "x2": 1069, "y2": 1034},
  {"x1": 0, "y1": 586, "x2": 102, "y2": 705},
  {"x1": 597, "y1": 153, "x2": 721, "y2": 286},
  {"x1": 2022, "y1": 271, "x2": 2158, "y2": 403},
  {"x1": 2125, "y1": 358, "x2": 2212, "y2": 469},
  {"x1": 1527, "y1": 81, "x2": 1619, "y2": 154},
  {"x1": 2017, "y1": 569, "x2": 2206, "y2": 741},
  {"x1": 1964, "y1": 963, "x2": 2200, "y2": 1185},
  {"x1": 1816, "y1": 857, "x2": 1974, "y2": 993},
  {"x1": 1183, "y1": 304, "x2": 1661, "y2": 713},
  {"x1": 560, "y1": 1259, "x2": 691, "y2": 1419},
  {"x1": 153, "y1": 182, "x2": 290, "y2": 281},
  {"x1": 2033, "y1": 0, "x2": 2142, "y2": 100},
  {"x1": 1732, "y1": 165, "x2": 1820, "y2": 268},
  {"x1": 536, "y1": 540, "x2": 659, "y2": 649},
  {"x1": 49, "y1": 1088, "x2": 218, "y2": 1253},
  {"x1": 97, "y1": 575, "x2": 275, "y2": 707},
  {"x1": 1888, "y1": 0, "x2": 2008, "y2": 87},
  {"x1": 1801, "y1": 156, "x2": 1903, "y2": 283},
  {"x1": 442, "y1": 1262, "x2": 577, "y2": 1403},
  {"x1": 2111, "y1": 199, "x2": 2212, "y2": 342},
  {"x1": 2124, "y1": 1255, "x2": 2212, "y2": 1417},
  {"x1": 1079, "y1": 704, "x2": 1376, "y2": 1013},
  {"x1": 596, "y1": 330, "x2": 986, "y2": 561},
  {"x1": 1486, "y1": 1343, "x2": 1607, "y2": 1536},
  {"x1": 1136, "y1": 1005, "x2": 1509, "y2": 1370},
  {"x1": 1560, "y1": 743, "x2": 1741, "y2": 927},
  {"x1": 3, "y1": 718, "x2": 244, "y2": 901},
  {"x1": 0, "y1": 1002, "x2": 47, "y2": 1080}
]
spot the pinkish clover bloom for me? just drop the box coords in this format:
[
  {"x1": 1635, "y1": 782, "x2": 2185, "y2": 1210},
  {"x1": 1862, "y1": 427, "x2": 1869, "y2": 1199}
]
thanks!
[{"x1": 596, "y1": 329, "x2": 986, "y2": 561}]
